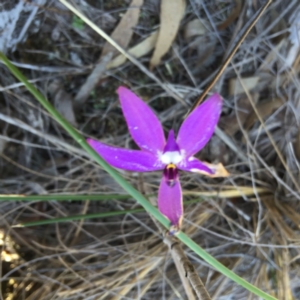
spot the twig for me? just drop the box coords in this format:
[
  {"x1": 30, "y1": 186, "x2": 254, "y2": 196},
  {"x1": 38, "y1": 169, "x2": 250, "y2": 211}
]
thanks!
[
  {"x1": 164, "y1": 237, "x2": 212, "y2": 300},
  {"x1": 187, "y1": 0, "x2": 272, "y2": 114}
]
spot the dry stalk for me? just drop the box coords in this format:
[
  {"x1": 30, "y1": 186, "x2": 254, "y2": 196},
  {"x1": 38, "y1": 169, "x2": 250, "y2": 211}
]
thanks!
[
  {"x1": 187, "y1": 0, "x2": 272, "y2": 113},
  {"x1": 164, "y1": 236, "x2": 212, "y2": 300}
]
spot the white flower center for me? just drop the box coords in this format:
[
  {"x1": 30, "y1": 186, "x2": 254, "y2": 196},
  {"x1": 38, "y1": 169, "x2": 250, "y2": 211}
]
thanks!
[{"x1": 160, "y1": 151, "x2": 183, "y2": 165}]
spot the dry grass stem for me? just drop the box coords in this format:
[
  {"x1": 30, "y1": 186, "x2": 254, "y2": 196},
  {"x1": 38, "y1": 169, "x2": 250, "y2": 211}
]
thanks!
[
  {"x1": 188, "y1": 0, "x2": 272, "y2": 112},
  {"x1": 164, "y1": 237, "x2": 212, "y2": 300}
]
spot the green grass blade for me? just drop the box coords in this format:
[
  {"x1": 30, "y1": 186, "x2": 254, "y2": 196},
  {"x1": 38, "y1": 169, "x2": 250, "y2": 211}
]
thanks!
[
  {"x1": 0, "y1": 194, "x2": 203, "y2": 203},
  {"x1": 0, "y1": 52, "x2": 277, "y2": 300},
  {"x1": 0, "y1": 194, "x2": 132, "y2": 202},
  {"x1": 14, "y1": 208, "x2": 145, "y2": 227},
  {"x1": 16, "y1": 198, "x2": 205, "y2": 227}
]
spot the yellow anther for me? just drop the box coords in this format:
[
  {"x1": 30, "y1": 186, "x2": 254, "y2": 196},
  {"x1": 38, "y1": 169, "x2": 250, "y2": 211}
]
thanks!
[{"x1": 167, "y1": 163, "x2": 176, "y2": 169}]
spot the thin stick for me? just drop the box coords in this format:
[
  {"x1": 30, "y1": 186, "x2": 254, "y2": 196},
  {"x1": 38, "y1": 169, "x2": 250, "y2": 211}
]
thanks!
[
  {"x1": 188, "y1": 0, "x2": 272, "y2": 114},
  {"x1": 164, "y1": 237, "x2": 212, "y2": 300}
]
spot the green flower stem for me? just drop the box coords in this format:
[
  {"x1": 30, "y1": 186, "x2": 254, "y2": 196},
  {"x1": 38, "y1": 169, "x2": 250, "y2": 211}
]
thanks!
[{"x1": 0, "y1": 52, "x2": 277, "y2": 300}]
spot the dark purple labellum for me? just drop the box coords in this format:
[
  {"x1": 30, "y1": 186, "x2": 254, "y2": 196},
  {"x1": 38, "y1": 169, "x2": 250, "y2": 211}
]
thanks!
[{"x1": 164, "y1": 164, "x2": 178, "y2": 187}]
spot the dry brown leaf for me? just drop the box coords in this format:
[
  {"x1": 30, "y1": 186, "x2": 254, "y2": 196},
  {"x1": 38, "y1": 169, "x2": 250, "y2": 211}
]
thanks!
[
  {"x1": 207, "y1": 135, "x2": 230, "y2": 165},
  {"x1": 150, "y1": 0, "x2": 186, "y2": 69},
  {"x1": 244, "y1": 98, "x2": 283, "y2": 130},
  {"x1": 183, "y1": 186, "x2": 270, "y2": 198},
  {"x1": 74, "y1": 52, "x2": 113, "y2": 104},
  {"x1": 269, "y1": 9, "x2": 287, "y2": 45},
  {"x1": 217, "y1": 0, "x2": 242, "y2": 31},
  {"x1": 189, "y1": 162, "x2": 229, "y2": 178},
  {"x1": 75, "y1": 0, "x2": 143, "y2": 104},
  {"x1": 229, "y1": 74, "x2": 282, "y2": 95},
  {"x1": 258, "y1": 39, "x2": 285, "y2": 72},
  {"x1": 107, "y1": 30, "x2": 159, "y2": 69},
  {"x1": 286, "y1": 10, "x2": 300, "y2": 68},
  {"x1": 49, "y1": 81, "x2": 78, "y2": 127},
  {"x1": 184, "y1": 19, "x2": 207, "y2": 40},
  {"x1": 220, "y1": 94, "x2": 258, "y2": 136},
  {"x1": 202, "y1": 162, "x2": 229, "y2": 178},
  {"x1": 194, "y1": 35, "x2": 217, "y2": 71},
  {"x1": 229, "y1": 76, "x2": 260, "y2": 95},
  {"x1": 101, "y1": 0, "x2": 144, "y2": 58},
  {"x1": 182, "y1": 18, "x2": 215, "y2": 73}
]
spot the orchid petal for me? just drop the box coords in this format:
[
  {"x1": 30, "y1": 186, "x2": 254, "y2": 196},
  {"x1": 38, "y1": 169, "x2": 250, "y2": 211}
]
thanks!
[
  {"x1": 158, "y1": 175, "x2": 183, "y2": 228},
  {"x1": 117, "y1": 87, "x2": 165, "y2": 153},
  {"x1": 177, "y1": 93, "x2": 222, "y2": 157},
  {"x1": 178, "y1": 157, "x2": 214, "y2": 175},
  {"x1": 178, "y1": 157, "x2": 229, "y2": 177},
  {"x1": 87, "y1": 139, "x2": 164, "y2": 172},
  {"x1": 164, "y1": 129, "x2": 180, "y2": 152}
]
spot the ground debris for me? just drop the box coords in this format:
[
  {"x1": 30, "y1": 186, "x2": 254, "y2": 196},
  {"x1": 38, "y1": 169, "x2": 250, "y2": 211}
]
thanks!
[{"x1": 1, "y1": 0, "x2": 300, "y2": 299}]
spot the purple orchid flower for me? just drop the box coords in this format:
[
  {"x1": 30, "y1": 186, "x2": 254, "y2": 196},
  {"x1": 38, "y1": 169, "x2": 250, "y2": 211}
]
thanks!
[{"x1": 87, "y1": 87, "x2": 228, "y2": 231}]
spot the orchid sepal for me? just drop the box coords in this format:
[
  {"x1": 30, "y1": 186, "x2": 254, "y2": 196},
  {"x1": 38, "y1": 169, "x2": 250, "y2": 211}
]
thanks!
[
  {"x1": 87, "y1": 138, "x2": 164, "y2": 172},
  {"x1": 117, "y1": 87, "x2": 165, "y2": 154},
  {"x1": 177, "y1": 93, "x2": 222, "y2": 157}
]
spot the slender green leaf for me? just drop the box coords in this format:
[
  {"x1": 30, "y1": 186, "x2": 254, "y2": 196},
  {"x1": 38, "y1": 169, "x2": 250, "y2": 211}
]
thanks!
[
  {"x1": 16, "y1": 198, "x2": 205, "y2": 227},
  {"x1": 0, "y1": 194, "x2": 132, "y2": 202},
  {"x1": 14, "y1": 208, "x2": 145, "y2": 227}
]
